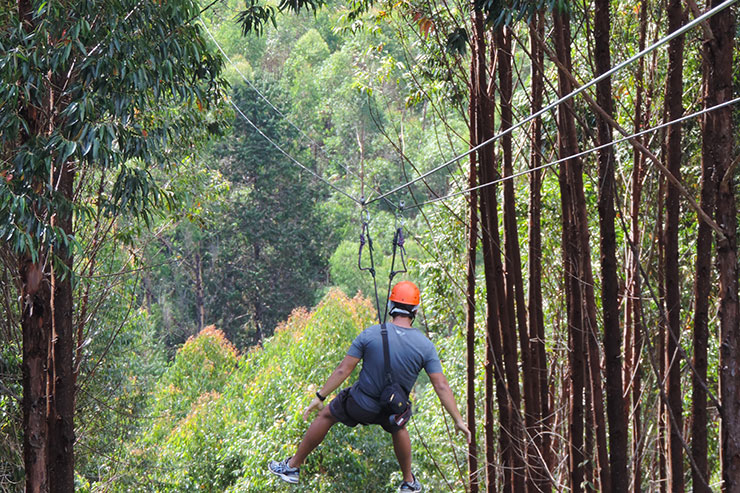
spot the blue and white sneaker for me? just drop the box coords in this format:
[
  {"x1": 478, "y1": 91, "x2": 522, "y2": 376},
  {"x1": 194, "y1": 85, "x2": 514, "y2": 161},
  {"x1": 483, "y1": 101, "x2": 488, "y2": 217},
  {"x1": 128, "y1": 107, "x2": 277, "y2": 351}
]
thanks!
[
  {"x1": 268, "y1": 457, "x2": 300, "y2": 484},
  {"x1": 399, "y1": 474, "x2": 423, "y2": 492}
]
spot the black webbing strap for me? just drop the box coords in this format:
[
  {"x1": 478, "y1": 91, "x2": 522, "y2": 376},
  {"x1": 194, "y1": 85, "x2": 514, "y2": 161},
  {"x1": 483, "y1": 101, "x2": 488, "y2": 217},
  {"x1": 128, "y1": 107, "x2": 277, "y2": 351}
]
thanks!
[
  {"x1": 381, "y1": 323, "x2": 393, "y2": 386},
  {"x1": 358, "y1": 209, "x2": 383, "y2": 324}
]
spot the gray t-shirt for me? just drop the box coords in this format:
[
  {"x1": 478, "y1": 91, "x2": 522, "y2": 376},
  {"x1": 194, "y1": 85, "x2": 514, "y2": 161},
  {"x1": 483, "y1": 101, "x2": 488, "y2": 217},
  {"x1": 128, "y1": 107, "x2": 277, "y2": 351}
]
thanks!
[{"x1": 347, "y1": 322, "x2": 443, "y2": 413}]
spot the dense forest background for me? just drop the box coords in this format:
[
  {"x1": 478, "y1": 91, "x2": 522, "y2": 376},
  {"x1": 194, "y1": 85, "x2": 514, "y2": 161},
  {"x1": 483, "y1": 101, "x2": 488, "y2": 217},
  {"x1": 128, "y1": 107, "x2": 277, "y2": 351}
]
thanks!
[{"x1": 1, "y1": 0, "x2": 738, "y2": 491}]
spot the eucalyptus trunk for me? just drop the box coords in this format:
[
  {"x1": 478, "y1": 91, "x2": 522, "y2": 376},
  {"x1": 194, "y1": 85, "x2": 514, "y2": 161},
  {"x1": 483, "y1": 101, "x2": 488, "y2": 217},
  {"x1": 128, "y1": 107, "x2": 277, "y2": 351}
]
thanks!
[
  {"x1": 593, "y1": 0, "x2": 628, "y2": 489},
  {"x1": 528, "y1": 10, "x2": 550, "y2": 491},
  {"x1": 17, "y1": 1, "x2": 76, "y2": 490},
  {"x1": 702, "y1": 4, "x2": 740, "y2": 491},
  {"x1": 46, "y1": 160, "x2": 76, "y2": 493},
  {"x1": 690, "y1": 17, "x2": 718, "y2": 489},
  {"x1": 20, "y1": 255, "x2": 51, "y2": 493},
  {"x1": 496, "y1": 25, "x2": 528, "y2": 492},
  {"x1": 663, "y1": 1, "x2": 685, "y2": 489},
  {"x1": 553, "y1": 8, "x2": 584, "y2": 491},
  {"x1": 472, "y1": 9, "x2": 506, "y2": 491},
  {"x1": 625, "y1": 3, "x2": 649, "y2": 491},
  {"x1": 466, "y1": 44, "x2": 480, "y2": 493}
]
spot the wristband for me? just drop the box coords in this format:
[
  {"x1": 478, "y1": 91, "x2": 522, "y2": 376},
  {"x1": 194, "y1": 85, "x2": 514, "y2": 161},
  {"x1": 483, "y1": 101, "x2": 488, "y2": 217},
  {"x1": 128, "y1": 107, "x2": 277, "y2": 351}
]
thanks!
[{"x1": 316, "y1": 391, "x2": 326, "y2": 402}]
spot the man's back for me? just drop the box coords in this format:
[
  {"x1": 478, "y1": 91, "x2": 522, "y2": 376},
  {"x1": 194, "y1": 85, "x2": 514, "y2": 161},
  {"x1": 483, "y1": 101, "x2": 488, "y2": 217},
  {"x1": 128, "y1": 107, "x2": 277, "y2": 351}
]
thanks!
[{"x1": 348, "y1": 322, "x2": 442, "y2": 413}]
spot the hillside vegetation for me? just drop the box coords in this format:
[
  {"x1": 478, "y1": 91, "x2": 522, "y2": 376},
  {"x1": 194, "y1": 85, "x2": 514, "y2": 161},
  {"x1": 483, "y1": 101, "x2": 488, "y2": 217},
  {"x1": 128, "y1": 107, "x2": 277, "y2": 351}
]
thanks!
[{"x1": 89, "y1": 291, "x2": 471, "y2": 492}]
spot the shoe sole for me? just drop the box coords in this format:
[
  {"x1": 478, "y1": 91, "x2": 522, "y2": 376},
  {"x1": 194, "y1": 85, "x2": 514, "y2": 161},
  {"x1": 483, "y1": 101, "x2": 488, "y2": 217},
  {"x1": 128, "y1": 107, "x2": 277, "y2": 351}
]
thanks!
[{"x1": 268, "y1": 466, "x2": 299, "y2": 484}]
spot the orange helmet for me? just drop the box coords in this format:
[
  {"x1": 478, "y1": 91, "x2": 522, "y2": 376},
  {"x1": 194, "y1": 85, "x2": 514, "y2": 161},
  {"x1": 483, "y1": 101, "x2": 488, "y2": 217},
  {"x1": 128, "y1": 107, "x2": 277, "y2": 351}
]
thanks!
[{"x1": 389, "y1": 281, "x2": 420, "y2": 306}]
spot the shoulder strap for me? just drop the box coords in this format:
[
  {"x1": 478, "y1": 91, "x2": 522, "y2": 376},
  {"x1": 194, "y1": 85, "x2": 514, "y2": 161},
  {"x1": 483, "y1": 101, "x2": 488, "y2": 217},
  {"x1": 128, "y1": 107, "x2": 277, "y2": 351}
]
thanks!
[{"x1": 381, "y1": 323, "x2": 393, "y2": 385}]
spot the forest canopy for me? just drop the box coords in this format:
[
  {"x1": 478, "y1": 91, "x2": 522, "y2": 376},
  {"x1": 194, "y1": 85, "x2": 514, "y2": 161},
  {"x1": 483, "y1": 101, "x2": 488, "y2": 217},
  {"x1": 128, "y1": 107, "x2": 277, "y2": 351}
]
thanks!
[{"x1": 1, "y1": 0, "x2": 738, "y2": 491}]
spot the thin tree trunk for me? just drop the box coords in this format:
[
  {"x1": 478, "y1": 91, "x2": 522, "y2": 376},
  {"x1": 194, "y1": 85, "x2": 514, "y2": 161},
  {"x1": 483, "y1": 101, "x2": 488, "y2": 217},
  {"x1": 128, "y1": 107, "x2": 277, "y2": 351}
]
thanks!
[
  {"x1": 528, "y1": 8, "x2": 550, "y2": 491},
  {"x1": 479, "y1": 140, "x2": 508, "y2": 493},
  {"x1": 472, "y1": 10, "x2": 505, "y2": 491},
  {"x1": 467, "y1": 44, "x2": 480, "y2": 493},
  {"x1": 689, "y1": 7, "x2": 720, "y2": 486},
  {"x1": 584, "y1": 359, "x2": 595, "y2": 490},
  {"x1": 593, "y1": 0, "x2": 628, "y2": 490},
  {"x1": 553, "y1": 8, "x2": 584, "y2": 492},
  {"x1": 253, "y1": 243, "x2": 263, "y2": 343},
  {"x1": 585, "y1": 318, "x2": 609, "y2": 493},
  {"x1": 481, "y1": 29, "x2": 520, "y2": 493},
  {"x1": 195, "y1": 251, "x2": 205, "y2": 331},
  {"x1": 663, "y1": 1, "x2": 685, "y2": 489},
  {"x1": 702, "y1": 4, "x2": 739, "y2": 491},
  {"x1": 496, "y1": 25, "x2": 529, "y2": 492},
  {"x1": 626, "y1": 4, "x2": 648, "y2": 491},
  {"x1": 657, "y1": 174, "x2": 668, "y2": 493}
]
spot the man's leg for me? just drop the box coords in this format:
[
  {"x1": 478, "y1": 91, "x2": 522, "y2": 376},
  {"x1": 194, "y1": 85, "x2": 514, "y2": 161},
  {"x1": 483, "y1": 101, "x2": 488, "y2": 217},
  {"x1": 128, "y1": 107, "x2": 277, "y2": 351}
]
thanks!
[
  {"x1": 391, "y1": 428, "x2": 414, "y2": 483},
  {"x1": 289, "y1": 406, "x2": 338, "y2": 468}
]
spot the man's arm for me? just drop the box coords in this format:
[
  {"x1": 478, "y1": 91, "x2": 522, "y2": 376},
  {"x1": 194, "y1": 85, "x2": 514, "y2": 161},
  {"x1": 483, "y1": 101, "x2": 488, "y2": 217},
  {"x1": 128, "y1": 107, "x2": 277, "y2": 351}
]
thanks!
[
  {"x1": 302, "y1": 355, "x2": 360, "y2": 420},
  {"x1": 428, "y1": 372, "x2": 472, "y2": 443}
]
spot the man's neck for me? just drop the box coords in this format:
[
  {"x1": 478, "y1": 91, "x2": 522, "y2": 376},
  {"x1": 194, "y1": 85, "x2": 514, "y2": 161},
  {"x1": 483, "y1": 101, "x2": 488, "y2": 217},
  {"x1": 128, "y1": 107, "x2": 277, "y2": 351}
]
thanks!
[{"x1": 390, "y1": 315, "x2": 413, "y2": 328}]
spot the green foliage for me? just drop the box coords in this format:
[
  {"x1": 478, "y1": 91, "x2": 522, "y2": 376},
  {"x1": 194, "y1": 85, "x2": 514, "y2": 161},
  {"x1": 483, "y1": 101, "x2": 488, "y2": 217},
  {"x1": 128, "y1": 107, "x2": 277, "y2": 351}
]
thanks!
[
  {"x1": 237, "y1": 0, "x2": 326, "y2": 36},
  {"x1": 0, "y1": 0, "x2": 228, "y2": 262},
  {"x1": 0, "y1": 344, "x2": 22, "y2": 491},
  {"x1": 74, "y1": 305, "x2": 169, "y2": 484},
  {"x1": 147, "y1": 326, "x2": 239, "y2": 440},
  {"x1": 100, "y1": 285, "x2": 477, "y2": 491},
  {"x1": 103, "y1": 290, "x2": 423, "y2": 492},
  {"x1": 208, "y1": 78, "x2": 334, "y2": 340}
]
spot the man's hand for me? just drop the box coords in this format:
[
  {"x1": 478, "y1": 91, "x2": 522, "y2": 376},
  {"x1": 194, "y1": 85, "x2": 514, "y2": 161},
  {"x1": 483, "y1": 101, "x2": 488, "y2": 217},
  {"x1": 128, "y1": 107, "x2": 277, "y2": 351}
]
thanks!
[
  {"x1": 302, "y1": 396, "x2": 324, "y2": 420},
  {"x1": 454, "y1": 418, "x2": 472, "y2": 443}
]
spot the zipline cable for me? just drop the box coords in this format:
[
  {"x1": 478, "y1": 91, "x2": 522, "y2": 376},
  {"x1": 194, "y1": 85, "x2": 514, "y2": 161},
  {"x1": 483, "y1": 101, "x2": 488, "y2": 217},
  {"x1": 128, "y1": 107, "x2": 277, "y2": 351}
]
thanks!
[
  {"x1": 366, "y1": 0, "x2": 737, "y2": 205},
  {"x1": 229, "y1": 99, "x2": 363, "y2": 205},
  {"x1": 200, "y1": 20, "x2": 333, "y2": 160},
  {"x1": 404, "y1": 96, "x2": 740, "y2": 210}
]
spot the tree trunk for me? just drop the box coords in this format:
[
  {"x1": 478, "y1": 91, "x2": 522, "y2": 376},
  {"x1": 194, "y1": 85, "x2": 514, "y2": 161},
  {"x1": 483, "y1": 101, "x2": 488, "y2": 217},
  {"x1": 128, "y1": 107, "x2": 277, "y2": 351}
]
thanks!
[
  {"x1": 47, "y1": 160, "x2": 76, "y2": 493},
  {"x1": 585, "y1": 318, "x2": 610, "y2": 493},
  {"x1": 584, "y1": 360, "x2": 595, "y2": 490},
  {"x1": 17, "y1": 1, "x2": 75, "y2": 490},
  {"x1": 20, "y1": 257, "x2": 51, "y2": 493},
  {"x1": 593, "y1": 0, "x2": 628, "y2": 490},
  {"x1": 194, "y1": 251, "x2": 205, "y2": 331},
  {"x1": 472, "y1": 10, "x2": 504, "y2": 491},
  {"x1": 625, "y1": 4, "x2": 648, "y2": 491},
  {"x1": 466, "y1": 43, "x2": 480, "y2": 493},
  {"x1": 553, "y1": 7, "x2": 584, "y2": 492},
  {"x1": 664, "y1": 1, "x2": 685, "y2": 489},
  {"x1": 702, "y1": 4, "x2": 739, "y2": 491},
  {"x1": 18, "y1": 1, "x2": 50, "y2": 490},
  {"x1": 496, "y1": 25, "x2": 529, "y2": 492},
  {"x1": 689, "y1": 4, "x2": 722, "y2": 485},
  {"x1": 657, "y1": 175, "x2": 668, "y2": 493},
  {"x1": 528, "y1": 10, "x2": 550, "y2": 491}
]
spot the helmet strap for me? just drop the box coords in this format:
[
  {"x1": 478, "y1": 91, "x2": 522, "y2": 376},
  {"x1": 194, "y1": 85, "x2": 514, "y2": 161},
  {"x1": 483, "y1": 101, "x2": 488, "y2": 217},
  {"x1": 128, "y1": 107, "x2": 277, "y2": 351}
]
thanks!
[{"x1": 388, "y1": 300, "x2": 417, "y2": 319}]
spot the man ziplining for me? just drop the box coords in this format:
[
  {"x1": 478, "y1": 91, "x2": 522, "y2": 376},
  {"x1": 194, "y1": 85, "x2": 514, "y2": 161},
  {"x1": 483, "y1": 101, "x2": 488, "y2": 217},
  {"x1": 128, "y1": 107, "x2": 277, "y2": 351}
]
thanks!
[{"x1": 268, "y1": 280, "x2": 471, "y2": 493}]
